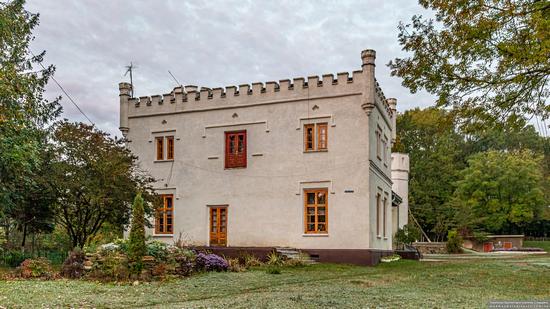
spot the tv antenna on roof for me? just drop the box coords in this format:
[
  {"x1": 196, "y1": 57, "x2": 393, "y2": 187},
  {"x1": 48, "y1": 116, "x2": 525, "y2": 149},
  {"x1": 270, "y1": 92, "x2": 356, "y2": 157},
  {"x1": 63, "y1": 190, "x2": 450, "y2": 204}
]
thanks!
[{"x1": 124, "y1": 62, "x2": 136, "y2": 97}]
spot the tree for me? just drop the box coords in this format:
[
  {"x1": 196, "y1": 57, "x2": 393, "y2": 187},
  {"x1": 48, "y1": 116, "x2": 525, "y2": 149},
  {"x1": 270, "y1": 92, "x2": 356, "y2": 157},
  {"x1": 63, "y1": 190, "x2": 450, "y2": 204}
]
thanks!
[
  {"x1": 452, "y1": 150, "x2": 546, "y2": 234},
  {"x1": 128, "y1": 193, "x2": 146, "y2": 271},
  {"x1": 389, "y1": 0, "x2": 550, "y2": 123},
  {"x1": 0, "y1": 0, "x2": 61, "y2": 246},
  {"x1": 52, "y1": 122, "x2": 155, "y2": 248},
  {"x1": 393, "y1": 107, "x2": 466, "y2": 241}
]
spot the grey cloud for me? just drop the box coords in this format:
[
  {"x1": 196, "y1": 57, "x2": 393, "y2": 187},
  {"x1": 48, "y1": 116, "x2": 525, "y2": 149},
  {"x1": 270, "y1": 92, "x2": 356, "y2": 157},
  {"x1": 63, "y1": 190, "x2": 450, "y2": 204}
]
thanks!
[{"x1": 27, "y1": 0, "x2": 435, "y2": 136}]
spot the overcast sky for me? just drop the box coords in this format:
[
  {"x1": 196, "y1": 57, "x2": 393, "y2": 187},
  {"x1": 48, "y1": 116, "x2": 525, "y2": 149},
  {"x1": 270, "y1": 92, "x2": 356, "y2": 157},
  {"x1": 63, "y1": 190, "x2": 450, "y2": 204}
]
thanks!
[{"x1": 26, "y1": 0, "x2": 435, "y2": 137}]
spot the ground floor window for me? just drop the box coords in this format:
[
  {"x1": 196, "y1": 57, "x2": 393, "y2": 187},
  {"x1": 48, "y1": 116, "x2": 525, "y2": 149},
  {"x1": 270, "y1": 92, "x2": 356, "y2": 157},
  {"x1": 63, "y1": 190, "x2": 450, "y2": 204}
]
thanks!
[
  {"x1": 155, "y1": 194, "x2": 173, "y2": 234},
  {"x1": 304, "y1": 188, "x2": 328, "y2": 234}
]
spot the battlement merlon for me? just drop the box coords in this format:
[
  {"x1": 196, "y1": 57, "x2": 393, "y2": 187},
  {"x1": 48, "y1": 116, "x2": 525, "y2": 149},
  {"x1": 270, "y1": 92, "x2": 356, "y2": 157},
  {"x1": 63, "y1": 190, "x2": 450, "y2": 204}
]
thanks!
[{"x1": 118, "y1": 49, "x2": 396, "y2": 127}]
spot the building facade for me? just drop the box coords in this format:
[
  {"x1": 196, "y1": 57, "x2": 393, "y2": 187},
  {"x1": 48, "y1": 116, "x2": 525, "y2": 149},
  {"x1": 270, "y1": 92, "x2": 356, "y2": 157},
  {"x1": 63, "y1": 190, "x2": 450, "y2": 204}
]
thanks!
[{"x1": 119, "y1": 49, "x2": 409, "y2": 263}]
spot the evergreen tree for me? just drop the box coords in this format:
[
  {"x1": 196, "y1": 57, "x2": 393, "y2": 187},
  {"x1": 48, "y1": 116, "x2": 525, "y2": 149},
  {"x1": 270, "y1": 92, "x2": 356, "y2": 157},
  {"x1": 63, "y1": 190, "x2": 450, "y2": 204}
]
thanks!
[{"x1": 128, "y1": 193, "x2": 146, "y2": 268}]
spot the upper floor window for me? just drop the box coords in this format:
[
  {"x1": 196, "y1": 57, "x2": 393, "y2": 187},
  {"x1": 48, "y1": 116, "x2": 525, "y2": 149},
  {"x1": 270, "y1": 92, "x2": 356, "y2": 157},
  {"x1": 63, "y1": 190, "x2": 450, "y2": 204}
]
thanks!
[
  {"x1": 383, "y1": 135, "x2": 388, "y2": 165},
  {"x1": 156, "y1": 136, "x2": 174, "y2": 161},
  {"x1": 304, "y1": 188, "x2": 328, "y2": 234},
  {"x1": 156, "y1": 194, "x2": 173, "y2": 234},
  {"x1": 376, "y1": 192, "x2": 381, "y2": 237},
  {"x1": 376, "y1": 126, "x2": 382, "y2": 160},
  {"x1": 304, "y1": 123, "x2": 328, "y2": 152},
  {"x1": 225, "y1": 130, "x2": 247, "y2": 168}
]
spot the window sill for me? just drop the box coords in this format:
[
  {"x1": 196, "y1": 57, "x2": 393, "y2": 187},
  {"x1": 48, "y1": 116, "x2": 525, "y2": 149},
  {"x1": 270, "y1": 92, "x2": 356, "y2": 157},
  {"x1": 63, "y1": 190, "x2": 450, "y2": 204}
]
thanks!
[
  {"x1": 303, "y1": 149, "x2": 328, "y2": 153},
  {"x1": 384, "y1": 237, "x2": 388, "y2": 240},
  {"x1": 153, "y1": 234, "x2": 173, "y2": 237},
  {"x1": 377, "y1": 235, "x2": 382, "y2": 239},
  {"x1": 302, "y1": 233, "x2": 329, "y2": 237},
  {"x1": 154, "y1": 159, "x2": 174, "y2": 163},
  {"x1": 224, "y1": 166, "x2": 247, "y2": 170}
]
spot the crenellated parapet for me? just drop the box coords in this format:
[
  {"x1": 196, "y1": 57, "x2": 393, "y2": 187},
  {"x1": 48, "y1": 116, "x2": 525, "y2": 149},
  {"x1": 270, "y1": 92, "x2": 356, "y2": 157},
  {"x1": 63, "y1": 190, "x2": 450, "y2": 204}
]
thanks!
[
  {"x1": 119, "y1": 49, "x2": 397, "y2": 128},
  {"x1": 124, "y1": 70, "x2": 368, "y2": 118}
]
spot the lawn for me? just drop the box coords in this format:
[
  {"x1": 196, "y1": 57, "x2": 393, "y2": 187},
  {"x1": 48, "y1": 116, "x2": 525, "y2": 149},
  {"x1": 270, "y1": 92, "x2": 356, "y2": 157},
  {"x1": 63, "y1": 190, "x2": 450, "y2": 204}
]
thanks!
[
  {"x1": 525, "y1": 240, "x2": 550, "y2": 252},
  {"x1": 1, "y1": 255, "x2": 549, "y2": 308}
]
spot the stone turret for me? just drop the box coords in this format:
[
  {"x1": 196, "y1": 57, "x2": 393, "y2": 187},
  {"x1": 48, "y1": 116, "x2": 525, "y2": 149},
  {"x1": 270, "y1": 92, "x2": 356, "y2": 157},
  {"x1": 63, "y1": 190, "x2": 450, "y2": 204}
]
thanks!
[
  {"x1": 361, "y1": 49, "x2": 376, "y2": 116},
  {"x1": 391, "y1": 153, "x2": 410, "y2": 229},
  {"x1": 119, "y1": 82, "x2": 132, "y2": 137}
]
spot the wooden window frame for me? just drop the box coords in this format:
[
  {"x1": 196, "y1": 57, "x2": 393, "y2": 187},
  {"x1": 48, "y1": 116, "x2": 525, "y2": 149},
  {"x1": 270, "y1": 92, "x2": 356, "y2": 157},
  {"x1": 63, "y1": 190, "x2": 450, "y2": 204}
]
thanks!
[
  {"x1": 304, "y1": 124, "x2": 315, "y2": 151},
  {"x1": 156, "y1": 137, "x2": 164, "y2": 161},
  {"x1": 225, "y1": 130, "x2": 247, "y2": 169},
  {"x1": 304, "y1": 123, "x2": 328, "y2": 152},
  {"x1": 155, "y1": 194, "x2": 174, "y2": 234},
  {"x1": 166, "y1": 136, "x2": 175, "y2": 160},
  {"x1": 304, "y1": 188, "x2": 329, "y2": 234},
  {"x1": 317, "y1": 123, "x2": 328, "y2": 150}
]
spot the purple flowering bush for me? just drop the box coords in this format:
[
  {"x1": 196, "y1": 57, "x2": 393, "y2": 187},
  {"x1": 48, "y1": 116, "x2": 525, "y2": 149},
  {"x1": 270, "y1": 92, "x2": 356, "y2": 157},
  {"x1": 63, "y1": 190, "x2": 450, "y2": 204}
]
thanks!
[{"x1": 195, "y1": 253, "x2": 228, "y2": 272}]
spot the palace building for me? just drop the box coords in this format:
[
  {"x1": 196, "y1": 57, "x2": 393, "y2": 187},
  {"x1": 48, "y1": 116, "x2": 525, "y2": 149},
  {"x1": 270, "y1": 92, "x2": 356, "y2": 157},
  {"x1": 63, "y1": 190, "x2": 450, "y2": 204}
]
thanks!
[{"x1": 119, "y1": 49, "x2": 410, "y2": 265}]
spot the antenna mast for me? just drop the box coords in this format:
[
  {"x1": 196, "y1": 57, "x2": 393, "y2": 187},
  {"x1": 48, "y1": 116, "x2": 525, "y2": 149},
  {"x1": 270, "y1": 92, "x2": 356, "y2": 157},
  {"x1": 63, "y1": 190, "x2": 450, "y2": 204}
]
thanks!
[{"x1": 124, "y1": 62, "x2": 136, "y2": 97}]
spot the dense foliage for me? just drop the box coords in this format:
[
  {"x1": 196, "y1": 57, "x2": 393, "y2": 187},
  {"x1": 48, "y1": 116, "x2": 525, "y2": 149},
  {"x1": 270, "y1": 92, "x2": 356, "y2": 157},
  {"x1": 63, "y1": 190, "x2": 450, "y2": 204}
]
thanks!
[
  {"x1": 52, "y1": 122, "x2": 155, "y2": 248},
  {"x1": 0, "y1": 0, "x2": 61, "y2": 249},
  {"x1": 389, "y1": 0, "x2": 550, "y2": 123},
  {"x1": 394, "y1": 107, "x2": 550, "y2": 239},
  {"x1": 453, "y1": 150, "x2": 545, "y2": 234}
]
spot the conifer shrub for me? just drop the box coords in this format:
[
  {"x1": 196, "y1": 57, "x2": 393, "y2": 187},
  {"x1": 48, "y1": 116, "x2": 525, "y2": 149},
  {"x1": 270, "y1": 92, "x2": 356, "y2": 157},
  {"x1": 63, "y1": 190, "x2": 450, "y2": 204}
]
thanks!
[{"x1": 128, "y1": 193, "x2": 146, "y2": 273}]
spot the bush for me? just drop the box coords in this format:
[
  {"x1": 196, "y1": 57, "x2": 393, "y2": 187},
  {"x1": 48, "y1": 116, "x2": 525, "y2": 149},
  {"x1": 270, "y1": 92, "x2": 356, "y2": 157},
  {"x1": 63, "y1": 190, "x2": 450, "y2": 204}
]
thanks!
[
  {"x1": 446, "y1": 230, "x2": 464, "y2": 254},
  {"x1": 267, "y1": 251, "x2": 285, "y2": 266},
  {"x1": 146, "y1": 241, "x2": 170, "y2": 261},
  {"x1": 227, "y1": 258, "x2": 246, "y2": 272},
  {"x1": 394, "y1": 224, "x2": 421, "y2": 248},
  {"x1": 241, "y1": 254, "x2": 262, "y2": 268},
  {"x1": 195, "y1": 253, "x2": 228, "y2": 272},
  {"x1": 19, "y1": 258, "x2": 53, "y2": 279},
  {"x1": 128, "y1": 193, "x2": 146, "y2": 272},
  {"x1": 61, "y1": 249, "x2": 86, "y2": 279},
  {"x1": 2, "y1": 250, "x2": 30, "y2": 267},
  {"x1": 89, "y1": 252, "x2": 129, "y2": 281},
  {"x1": 173, "y1": 249, "x2": 196, "y2": 276}
]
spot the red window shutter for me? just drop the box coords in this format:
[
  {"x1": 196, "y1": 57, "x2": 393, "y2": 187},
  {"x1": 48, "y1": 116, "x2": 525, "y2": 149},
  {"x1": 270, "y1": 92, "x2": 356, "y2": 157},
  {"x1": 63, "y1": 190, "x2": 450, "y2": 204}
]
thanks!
[{"x1": 225, "y1": 131, "x2": 247, "y2": 168}]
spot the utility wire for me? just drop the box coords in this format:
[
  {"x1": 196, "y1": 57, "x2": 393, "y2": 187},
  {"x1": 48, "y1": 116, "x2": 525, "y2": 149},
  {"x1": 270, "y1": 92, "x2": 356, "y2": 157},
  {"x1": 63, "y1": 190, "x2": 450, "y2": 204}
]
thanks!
[{"x1": 31, "y1": 51, "x2": 95, "y2": 125}]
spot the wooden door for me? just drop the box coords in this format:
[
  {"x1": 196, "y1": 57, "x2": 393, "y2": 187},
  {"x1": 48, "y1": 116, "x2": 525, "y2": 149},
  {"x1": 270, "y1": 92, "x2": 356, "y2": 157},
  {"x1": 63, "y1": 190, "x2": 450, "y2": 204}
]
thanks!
[
  {"x1": 483, "y1": 242, "x2": 493, "y2": 252},
  {"x1": 209, "y1": 206, "x2": 228, "y2": 246},
  {"x1": 503, "y1": 242, "x2": 513, "y2": 249}
]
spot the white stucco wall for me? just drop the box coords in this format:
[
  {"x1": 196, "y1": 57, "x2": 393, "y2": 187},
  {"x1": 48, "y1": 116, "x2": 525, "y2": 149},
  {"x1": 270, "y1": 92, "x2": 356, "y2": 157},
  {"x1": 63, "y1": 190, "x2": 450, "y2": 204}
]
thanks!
[
  {"x1": 120, "y1": 49, "x2": 399, "y2": 250},
  {"x1": 391, "y1": 153, "x2": 410, "y2": 230}
]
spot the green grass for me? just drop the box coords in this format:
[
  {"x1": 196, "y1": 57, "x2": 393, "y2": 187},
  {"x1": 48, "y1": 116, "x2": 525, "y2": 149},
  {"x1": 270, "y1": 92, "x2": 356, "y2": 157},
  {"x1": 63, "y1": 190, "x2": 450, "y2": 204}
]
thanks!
[
  {"x1": 1, "y1": 256, "x2": 550, "y2": 308},
  {"x1": 524, "y1": 240, "x2": 550, "y2": 252}
]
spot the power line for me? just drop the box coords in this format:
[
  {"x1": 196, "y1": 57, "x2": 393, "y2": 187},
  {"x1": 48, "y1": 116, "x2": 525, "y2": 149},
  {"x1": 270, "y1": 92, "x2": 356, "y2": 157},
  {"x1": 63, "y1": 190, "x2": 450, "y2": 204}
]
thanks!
[{"x1": 31, "y1": 51, "x2": 94, "y2": 125}]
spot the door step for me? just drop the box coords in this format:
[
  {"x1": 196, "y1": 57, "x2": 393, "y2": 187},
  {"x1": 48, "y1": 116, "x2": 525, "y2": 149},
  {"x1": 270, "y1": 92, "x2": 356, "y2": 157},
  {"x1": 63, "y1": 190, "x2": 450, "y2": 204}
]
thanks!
[{"x1": 275, "y1": 247, "x2": 318, "y2": 264}]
